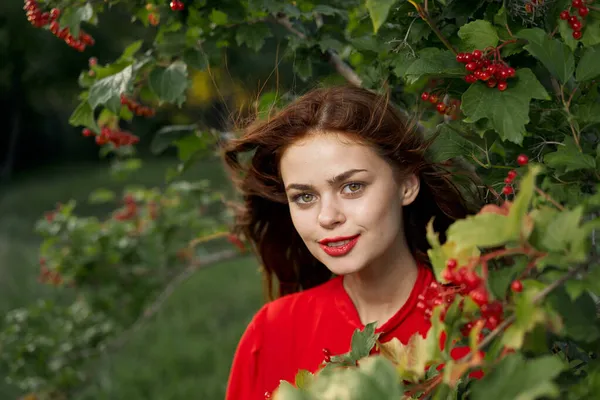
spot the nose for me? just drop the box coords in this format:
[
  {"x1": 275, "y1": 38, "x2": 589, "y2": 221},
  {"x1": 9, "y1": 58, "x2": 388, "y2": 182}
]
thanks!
[{"x1": 318, "y1": 197, "x2": 346, "y2": 229}]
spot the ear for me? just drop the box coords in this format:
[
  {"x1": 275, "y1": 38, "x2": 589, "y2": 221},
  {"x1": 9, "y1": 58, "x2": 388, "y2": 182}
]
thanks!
[{"x1": 400, "y1": 174, "x2": 420, "y2": 206}]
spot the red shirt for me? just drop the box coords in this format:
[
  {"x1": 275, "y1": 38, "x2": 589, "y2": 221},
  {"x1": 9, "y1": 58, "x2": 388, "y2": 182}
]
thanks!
[{"x1": 225, "y1": 264, "x2": 471, "y2": 400}]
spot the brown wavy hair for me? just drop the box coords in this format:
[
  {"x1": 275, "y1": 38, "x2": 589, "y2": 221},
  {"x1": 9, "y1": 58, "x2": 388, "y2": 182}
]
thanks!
[{"x1": 222, "y1": 85, "x2": 481, "y2": 300}]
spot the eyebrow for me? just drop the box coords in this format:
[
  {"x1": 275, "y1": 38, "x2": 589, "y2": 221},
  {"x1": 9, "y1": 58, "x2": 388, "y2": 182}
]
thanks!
[{"x1": 285, "y1": 169, "x2": 368, "y2": 191}]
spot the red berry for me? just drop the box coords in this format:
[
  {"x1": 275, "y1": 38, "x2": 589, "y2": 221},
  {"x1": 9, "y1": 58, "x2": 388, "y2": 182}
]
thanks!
[
  {"x1": 507, "y1": 170, "x2": 517, "y2": 180},
  {"x1": 511, "y1": 280, "x2": 523, "y2": 293},
  {"x1": 497, "y1": 81, "x2": 508, "y2": 91},
  {"x1": 502, "y1": 185, "x2": 513, "y2": 195},
  {"x1": 170, "y1": 0, "x2": 184, "y2": 11},
  {"x1": 436, "y1": 103, "x2": 447, "y2": 114},
  {"x1": 82, "y1": 128, "x2": 92, "y2": 137},
  {"x1": 506, "y1": 67, "x2": 516, "y2": 78},
  {"x1": 447, "y1": 258, "x2": 458, "y2": 269},
  {"x1": 89, "y1": 57, "x2": 98, "y2": 67},
  {"x1": 486, "y1": 315, "x2": 499, "y2": 330},
  {"x1": 571, "y1": 21, "x2": 583, "y2": 31},
  {"x1": 470, "y1": 286, "x2": 489, "y2": 307},
  {"x1": 466, "y1": 62, "x2": 478, "y2": 72},
  {"x1": 421, "y1": 92, "x2": 430, "y2": 101},
  {"x1": 322, "y1": 348, "x2": 331, "y2": 362},
  {"x1": 517, "y1": 154, "x2": 529, "y2": 166},
  {"x1": 463, "y1": 53, "x2": 473, "y2": 63},
  {"x1": 569, "y1": 15, "x2": 579, "y2": 24},
  {"x1": 472, "y1": 49, "x2": 482, "y2": 60},
  {"x1": 573, "y1": 31, "x2": 583, "y2": 40},
  {"x1": 480, "y1": 70, "x2": 491, "y2": 81},
  {"x1": 465, "y1": 74, "x2": 477, "y2": 84},
  {"x1": 579, "y1": 7, "x2": 589, "y2": 17},
  {"x1": 429, "y1": 94, "x2": 439, "y2": 104},
  {"x1": 264, "y1": 392, "x2": 272, "y2": 399},
  {"x1": 487, "y1": 78, "x2": 497, "y2": 88},
  {"x1": 50, "y1": 8, "x2": 60, "y2": 20},
  {"x1": 560, "y1": 10, "x2": 570, "y2": 20},
  {"x1": 572, "y1": 0, "x2": 583, "y2": 7}
]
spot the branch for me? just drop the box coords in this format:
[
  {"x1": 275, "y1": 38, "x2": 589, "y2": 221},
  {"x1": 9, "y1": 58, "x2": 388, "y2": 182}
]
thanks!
[
  {"x1": 273, "y1": 14, "x2": 363, "y2": 87},
  {"x1": 110, "y1": 249, "x2": 242, "y2": 350},
  {"x1": 463, "y1": 256, "x2": 597, "y2": 363},
  {"x1": 408, "y1": 0, "x2": 457, "y2": 55}
]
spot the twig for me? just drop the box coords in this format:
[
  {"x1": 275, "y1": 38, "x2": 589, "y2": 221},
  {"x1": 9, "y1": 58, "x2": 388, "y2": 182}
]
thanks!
[
  {"x1": 535, "y1": 187, "x2": 565, "y2": 211},
  {"x1": 272, "y1": 14, "x2": 363, "y2": 87},
  {"x1": 463, "y1": 257, "x2": 596, "y2": 363},
  {"x1": 408, "y1": 0, "x2": 457, "y2": 55},
  {"x1": 107, "y1": 249, "x2": 241, "y2": 351}
]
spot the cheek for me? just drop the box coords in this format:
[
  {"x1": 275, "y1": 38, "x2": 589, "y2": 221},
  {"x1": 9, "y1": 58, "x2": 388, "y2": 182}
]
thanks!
[
  {"x1": 289, "y1": 206, "x2": 313, "y2": 240},
  {"x1": 355, "y1": 191, "x2": 403, "y2": 238}
]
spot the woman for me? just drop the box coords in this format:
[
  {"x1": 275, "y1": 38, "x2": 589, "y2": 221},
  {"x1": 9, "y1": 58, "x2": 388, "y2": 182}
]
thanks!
[{"x1": 223, "y1": 85, "x2": 479, "y2": 399}]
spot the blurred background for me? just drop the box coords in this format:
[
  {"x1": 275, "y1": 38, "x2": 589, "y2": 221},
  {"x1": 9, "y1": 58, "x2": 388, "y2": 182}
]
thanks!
[{"x1": 0, "y1": 1, "x2": 326, "y2": 398}]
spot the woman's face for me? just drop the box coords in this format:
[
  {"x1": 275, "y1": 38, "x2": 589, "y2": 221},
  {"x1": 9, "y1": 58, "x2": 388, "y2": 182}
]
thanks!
[{"x1": 279, "y1": 132, "x2": 420, "y2": 276}]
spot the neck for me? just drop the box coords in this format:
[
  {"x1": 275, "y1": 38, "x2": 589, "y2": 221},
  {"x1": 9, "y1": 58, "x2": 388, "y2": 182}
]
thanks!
[{"x1": 342, "y1": 240, "x2": 419, "y2": 328}]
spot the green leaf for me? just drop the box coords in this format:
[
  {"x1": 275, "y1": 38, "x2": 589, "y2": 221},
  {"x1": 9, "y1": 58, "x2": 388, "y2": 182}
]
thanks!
[
  {"x1": 404, "y1": 48, "x2": 464, "y2": 84},
  {"x1": 576, "y1": 45, "x2": 600, "y2": 82},
  {"x1": 573, "y1": 103, "x2": 600, "y2": 126},
  {"x1": 69, "y1": 101, "x2": 99, "y2": 132},
  {"x1": 149, "y1": 61, "x2": 189, "y2": 105},
  {"x1": 365, "y1": 0, "x2": 397, "y2": 33},
  {"x1": 350, "y1": 322, "x2": 379, "y2": 360},
  {"x1": 446, "y1": 213, "x2": 515, "y2": 251},
  {"x1": 488, "y1": 263, "x2": 522, "y2": 299},
  {"x1": 581, "y1": 16, "x2": 600, "y2": 47},
  {"x1": 507, "y1": 164, "x2": 540, "y2": 240},
  {"x1": 117, "y1": 40, "x2": 143, "y2": 63},
  {"x1": 558, "y1": 20, "x2": 578, "y2": 52},
  {"x1": 210, "y1": 9, "x2": 228, "y2": 25},
  {"x1": 426, "y1": 124, "x2": 483, "y2": 163},
  {"x1": 294, "y1": 370, "x2": 314, "y2": 389},
  {"x1": 543, "y1": 137, "x2": 596, "y2": 172},
  {"x1": 235, "y1": 24, "x2": 273, "y2": 52},
  {"x1": 150, "y1": 125, "x2": 197, "y2": 155},
  {"x1": 470, "y1": 354, "x2": 563, "y2": 400},
  {"x1": 461, "y1": 68, "x2": 550, "y2": 144},
  {"x1": 174, "y1": 134, "x2": 208, "y2": 163},
  {"x1": 547, "y1": 288, "x2": 600, "y2": 342},
  {"x1": 293, "y1": 57, "x2": 312, "y2": 82},
  {"x1": 88, "y1": 188, "x2": 116, "y2": 204},
  {"x1": 516, "y1": 28, "x2": 575, "y2": 83},
  {"x1": 60, "y1": 3, "x2": 93, "y2": 37},
  {"x1": 184, "y1": 48, "x2": 208, "y2": 71},
  {"x1": 457, "y1": 20, "x2": 499, "y2": 51},
  {"x1": 540, "y1": 206, "x2": 584, "y2": 254},
  {"x1": 88, "y1": 66, "x2": 134, "y2": 112}
]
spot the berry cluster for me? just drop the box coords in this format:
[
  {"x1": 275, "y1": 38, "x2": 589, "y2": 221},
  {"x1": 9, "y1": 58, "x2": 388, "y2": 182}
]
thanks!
[
  {"x1": 23, "y1": 0, "x2": 57, "y2": 28},
  {"x1": 39, "y1": 258, "x2": 63, "y2": 286},
  {"x1": 24, "y1": 1, "x2": 95, "y2": 52},
  {"x1": 120, "y1": 94, "x2": 156, "y2": 118},
  {"x1": 170, "y1": 0, "x2": 185, "y2": 11},
  {"x1": 420, "y1": 92, "x2": 462, "y2": 119},
  {"x1": 559, "y1": 0, "x2": 591, "y2": 40},
  {"x1": 145, "y1": 4, "x2": 160, "y2": 26},
  {"x1": 502, "y1": 154, "x2": 528, "y2": 195},
  {"x1": 83, "y1": 127, "x2": 140, "y2": 148},
  {"x1": 114, "y1": 195, "x2": 138, "y2": 221},
  {"x1": 456, "y1": 49, "x2": 516, "y2": 91}
]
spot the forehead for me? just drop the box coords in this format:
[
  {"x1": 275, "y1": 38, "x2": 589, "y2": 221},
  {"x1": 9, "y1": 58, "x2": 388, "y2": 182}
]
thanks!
[{"x1": 279, "y1": 132, "x2": 387, "y2": 181}]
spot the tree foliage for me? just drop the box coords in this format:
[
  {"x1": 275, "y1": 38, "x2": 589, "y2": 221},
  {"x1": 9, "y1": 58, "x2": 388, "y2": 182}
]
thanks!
[{"x1": 6, "y1": 0, "x2": 600, "y2": 398}]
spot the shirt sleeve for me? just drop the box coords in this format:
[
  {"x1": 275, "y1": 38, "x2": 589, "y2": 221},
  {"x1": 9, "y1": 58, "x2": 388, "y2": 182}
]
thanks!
[{"x1": 225, "y1": 305, "x2": 268, "y2": 400}]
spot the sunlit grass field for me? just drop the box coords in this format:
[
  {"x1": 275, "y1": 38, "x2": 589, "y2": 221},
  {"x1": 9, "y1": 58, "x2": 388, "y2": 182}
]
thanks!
[{"x1": 0, "y1": 156, "x2": 264, "y2": 399}]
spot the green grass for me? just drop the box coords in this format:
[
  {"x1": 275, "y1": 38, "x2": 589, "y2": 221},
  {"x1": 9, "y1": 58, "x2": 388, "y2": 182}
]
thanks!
[
  {"x1": 76, "y1": 256, "x2": 262, "y2": 400},
  {"x1": 0, "y1": 155, "x2": 264, "y2": 400}
]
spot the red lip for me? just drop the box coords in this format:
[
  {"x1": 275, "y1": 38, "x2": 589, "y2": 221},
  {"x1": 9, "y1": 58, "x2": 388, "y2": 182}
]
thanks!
[
  {"x1": 318, "y1": 234, "x2": 360, "y2": 257},
  {"x1": 318, "y1": 234, "x2": 360, "y2": 245}
]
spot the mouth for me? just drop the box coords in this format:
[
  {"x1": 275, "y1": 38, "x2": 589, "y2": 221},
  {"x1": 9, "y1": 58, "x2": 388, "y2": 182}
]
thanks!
[{"x1": 318, "y1": 234, "x2": 360, "y2": 257}]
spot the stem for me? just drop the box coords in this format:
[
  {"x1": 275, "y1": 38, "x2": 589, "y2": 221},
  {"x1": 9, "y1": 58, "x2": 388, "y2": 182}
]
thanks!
[
  {"x1": 408, "y1": 0, "x2": 457, "y2": 55},
  {"x1": 535, "y1": 187, "x2": 565, "y2": 211},
  {"x1": 272, "y1": 14, "x2": 363, "y2": 87},
  {"x1": 551, "y1": 77, "x2": 582, "y2": 152},
  {"x1": 463, "y1": 259, "x2": 594, "y2": 364}
]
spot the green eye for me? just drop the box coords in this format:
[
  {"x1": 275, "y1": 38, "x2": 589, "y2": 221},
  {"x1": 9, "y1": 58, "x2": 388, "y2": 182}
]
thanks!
[
  {"x1": 301, "y1": 194, "x2": 314, "y2": 202},
  {"x1": 348, "y1": 183, "x2": 362, "y2": 192}
]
